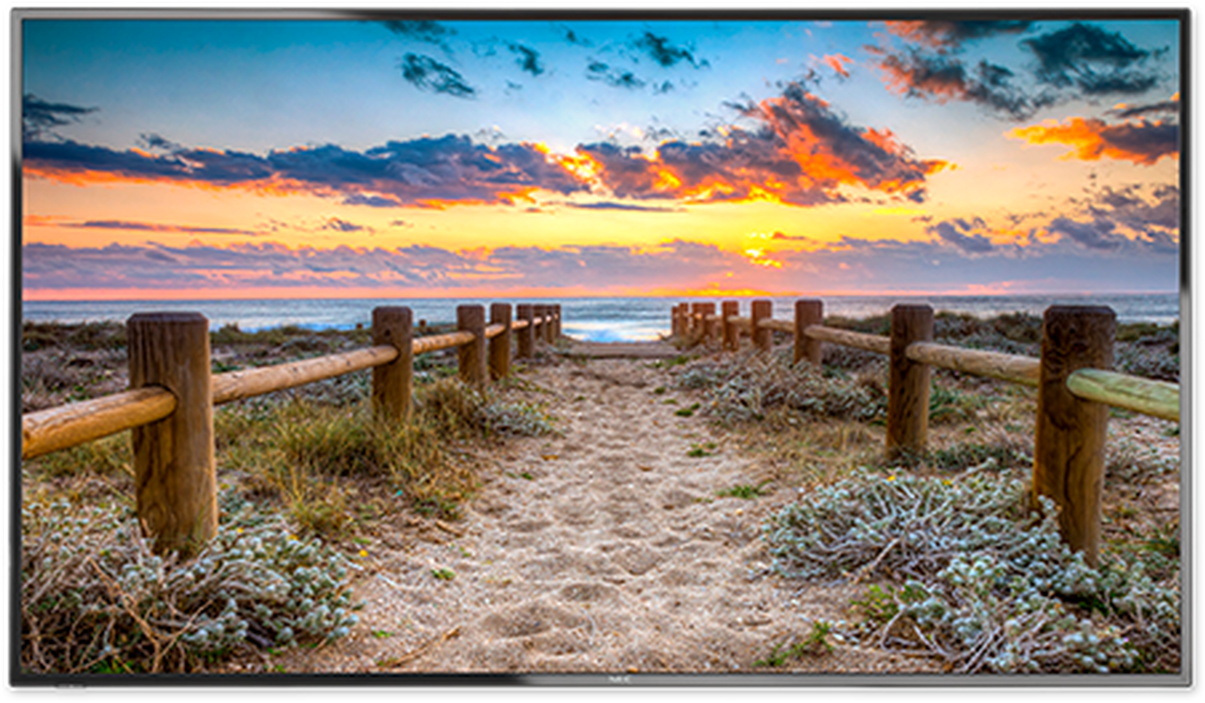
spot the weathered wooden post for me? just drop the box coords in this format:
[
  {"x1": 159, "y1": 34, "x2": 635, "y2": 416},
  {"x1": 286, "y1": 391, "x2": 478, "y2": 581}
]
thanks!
[
  {"x1": 489, "y1": 302, "x2": 512, "y2": 380},
  {"x1": 680, "y1": 301, "x2": 692, "y2": 337},
  {"x1": 457, "y1": 304, "x2": 487, "y2": 387},
  {"x1": 532, "y1": 304, "x2": 546, "y2": 344},
  {"x1": 127, "y1": 312, "x2": 216, "y2": 556},
  {"x1": 517, "y1": 303, "x2": 534, "y2": 358},
  {"x1": 700, "y1": 302, "x2": 717, "y2": 345},
  {"x1": 372, "y1": 306, "x2": 413, "y2": 422},
  {"x1": 886, "y1": 304, "x2": 933, "y2": 463},
  {"x1": 552, "y1": 304, "x2": 562, "y2": 338},
  {"x1": 722, "y1": 301, "x2": 739, "y2": 352},
  {"x1": 1034, "y1": 306, "x2": 1115, "y2": 567},
  {"x1": 751, "y1": 299, "x2": 772, "y2": 352},
  {"x1": 794, "y1": 299, "x2": 823, "y2": 366}
]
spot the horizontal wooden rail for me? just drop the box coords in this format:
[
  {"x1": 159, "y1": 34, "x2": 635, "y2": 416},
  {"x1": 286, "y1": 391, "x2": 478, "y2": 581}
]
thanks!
[
  {"x1": 1067, "y1": 368, "x2": 1179, "y2": 422},
  {"x1": 802, "y1": 325, "x2": 891, "y2": 355},
  {"x1": 413, "y1": 330, "x2": 476, "y2": 354},
  {"x1": 485, "y1": 323, "x2": 506, "y2": 339},
  {"x1": 22, "y1": 387, "x2": 177, "y2": 460},
  {"x1": 212, "y1": 345, "x2": 399, "y2": 406},
  {"x1": 906, "y1": 341, "x2": 1040, "y2": 387},
  {"x1": 758, "y1": 318, "x2": 795, "y2": 333}
]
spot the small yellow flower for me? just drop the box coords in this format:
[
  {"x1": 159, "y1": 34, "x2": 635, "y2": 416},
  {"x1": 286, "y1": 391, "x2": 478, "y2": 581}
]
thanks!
[
  {"x1": 287, "y1": 535, "x2": 298, "y2": 541},
  {"x1": 887, "y1": 474, "x2": 896, "y2": 482},
  {"x1": 942, "y1": 479, "x2": 953, "y2": 486},
  {"x1": 236, "y1": 527, "x2": 244, "y2": 535},
  {"x1": 359, "y1": 549, "x2": 369, "y2": 558}
]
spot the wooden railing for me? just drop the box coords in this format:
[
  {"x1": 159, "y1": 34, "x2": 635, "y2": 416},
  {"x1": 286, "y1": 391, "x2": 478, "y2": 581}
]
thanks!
[
  {"x1": 21, "y1": 302, "x2": 562, "y2": 554},
  {"x1": 672, "y1": 298, "x2": 1181, "y2": 567}
]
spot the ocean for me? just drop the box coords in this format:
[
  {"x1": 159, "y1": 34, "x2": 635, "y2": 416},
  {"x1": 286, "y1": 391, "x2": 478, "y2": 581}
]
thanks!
[{"x1": 22, "y1": 293, "x2": 1180, "y2": 343}]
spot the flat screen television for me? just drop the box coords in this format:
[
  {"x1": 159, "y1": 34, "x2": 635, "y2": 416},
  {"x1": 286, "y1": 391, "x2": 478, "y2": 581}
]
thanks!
[{"x1": 11, "y1": 7, "x2": 1190, "y2": 688}]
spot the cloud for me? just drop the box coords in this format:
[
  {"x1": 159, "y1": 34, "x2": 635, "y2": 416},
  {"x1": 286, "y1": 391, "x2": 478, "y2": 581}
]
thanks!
[
  {"x1": 573, "y1": 82, "x2": 944, "y2": 207},
  {"x1": 342, "y1": 193, "x2": 403, "y2": 208},
  {"x1": 630, "y1": 32, "x2": 707, "y2": 69},
  {"x1": 22, "y1": 94, "x2": 97, "y2": 141},
  {"x1": 321, "y1": 217, "x2": 368, "y2": 233},
  {"x1": 1009, "y1": 116, "x2": 1178, "y2": 165},
  {"x1": 61, "y1": 219, "x2": 258, "y2": 236},
  {"x1": 586, "y1": 61, "x2": 645, "y2": 90},
  {"x1": 1021, "y1": 22, "x2": 1157, "y2": 96},
  {"x1": 1108, "y1": 97, "x2": 1180, "y2": 119},
  {"x1": 561, "y1": 201, "x2": 682, "y2": 212},
  {"x1": 24, "y1": 133, "x2": 591, "y2": 207},
  {"x1": 884, "y1": 20, "x2": 1034, "y2": 49},
  {"x1": 399, "y1": 53, "x2": 476, "y2": 97},
  {"x1": 870, "y1": 47, "x2": 1052, "y2": 120},
  {"x1": 507, "y1": 43, "x2": 544, "y2": 76},
  {"x1": 381, "y1": 20, "x2": 455, "y2": 51},
  {"x1": 557, "y1": 24, "x2": 592, "y2": 47},
  {"x1": 928, "y1": 218, "x2": 995, "y2": 254},
  {"x1": 822, "y1": 54, "x2": 853, "y2": 79}
]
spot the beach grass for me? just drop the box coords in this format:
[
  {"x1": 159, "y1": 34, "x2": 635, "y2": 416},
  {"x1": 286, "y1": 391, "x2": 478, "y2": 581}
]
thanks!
[{"x1": 18, "y1": 312, "x2": 1180, "y2": 674}]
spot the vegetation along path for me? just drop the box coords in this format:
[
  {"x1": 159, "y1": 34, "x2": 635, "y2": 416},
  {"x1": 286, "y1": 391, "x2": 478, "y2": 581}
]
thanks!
[{"x1": 255, "y1": 353, "x2": 931, "y2": 674}]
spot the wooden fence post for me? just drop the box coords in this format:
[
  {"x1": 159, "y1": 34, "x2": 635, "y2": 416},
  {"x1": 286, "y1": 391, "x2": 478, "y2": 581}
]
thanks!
[
  {"x1": 127, "y1": 312, "x2": 216, "y2": 556},
  {"x1": 700, "y1": 302, "x2": 717, "y2": 345},
  {"x1": 722, "y1": 301, "x2": 739, "y2": 352},
  {"x1": 532, "y1": 304, "x2": 545, "y2": 343},
  {"x1": 795, "y1": 299, "x2": 823, "y2": 366},
  {"x1": 552, "y1": 304, "x2": 562, "y2": 338},
  {"x1": 751, "y1": 299, "x2": 772, "y2": 352},
  {"x1": 517, "y1": 304, "x2": 534, "y2": 358},
  {"x1": 457, "y1": 304, "x2": 487, "y2": 387},
  {"x1": 680, "y1": 301, "x2": 692, "y2": 337},
  {"x1": 372, "y1": 306, "x2": 413, "y2": 422},
  {"x1": 489, "y1": 302, "x2": 512, "y2": 380},
  {"x1": 1034, "y1": 306, "x2": 1115, "y2": 567},
  {"x1": 886, "y1": 304, "x2": 933, "y2": 463}
]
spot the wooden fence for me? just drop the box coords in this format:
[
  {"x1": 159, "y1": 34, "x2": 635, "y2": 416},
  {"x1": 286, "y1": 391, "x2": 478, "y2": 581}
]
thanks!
[
  {"x1": 21, "y1": 302, "x2": 562, "y2": 554},
  {"x1": 672, "y1": 299, "x2": 1180, "y2": 567}
]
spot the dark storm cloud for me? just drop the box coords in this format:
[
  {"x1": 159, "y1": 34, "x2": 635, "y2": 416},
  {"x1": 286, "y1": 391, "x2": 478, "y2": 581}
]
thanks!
[
  {"x1": 1021, "y1": 22, "x2": 1158, "y2": 96},
  {"x1": 630, "y1": 32, "x2": 708, "y2": 69},
  {"x1": 399, "y1": 53, "x2": 476, "y2": 97},
  {"x1": 22, "y1": 94, "x2": 97, "y2": 141}
]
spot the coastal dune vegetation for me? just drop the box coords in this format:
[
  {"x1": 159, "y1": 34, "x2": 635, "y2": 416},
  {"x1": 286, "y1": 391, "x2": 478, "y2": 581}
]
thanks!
[{"x1": 18, "y1": 310, "x2": 1180, "y2": 674}]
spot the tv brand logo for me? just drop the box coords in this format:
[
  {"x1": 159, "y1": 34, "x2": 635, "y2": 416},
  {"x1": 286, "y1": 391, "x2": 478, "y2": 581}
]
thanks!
[{"x1": 608, "y1": 675, "x2": 631, "y2": 684}]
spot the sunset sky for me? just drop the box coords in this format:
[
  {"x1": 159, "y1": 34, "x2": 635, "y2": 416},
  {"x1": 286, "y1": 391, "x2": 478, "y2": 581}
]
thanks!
[{"x1": 20, "y1": 13, "x2": 1182, "y2": 300}]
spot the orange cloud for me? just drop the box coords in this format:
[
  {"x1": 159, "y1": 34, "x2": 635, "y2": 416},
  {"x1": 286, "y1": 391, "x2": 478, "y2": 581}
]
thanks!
[
  {"x1": 1009, "y1": 117, "x2": 1178, "y2": 165},
  {"x1": 822, "y1": 53, "x2": 853, "y2": 79}
]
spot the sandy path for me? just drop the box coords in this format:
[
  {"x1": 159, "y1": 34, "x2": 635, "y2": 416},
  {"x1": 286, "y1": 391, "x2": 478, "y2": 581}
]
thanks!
[{"x1": 260, "y1": 357, "x2": 933, "y2": 675}]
